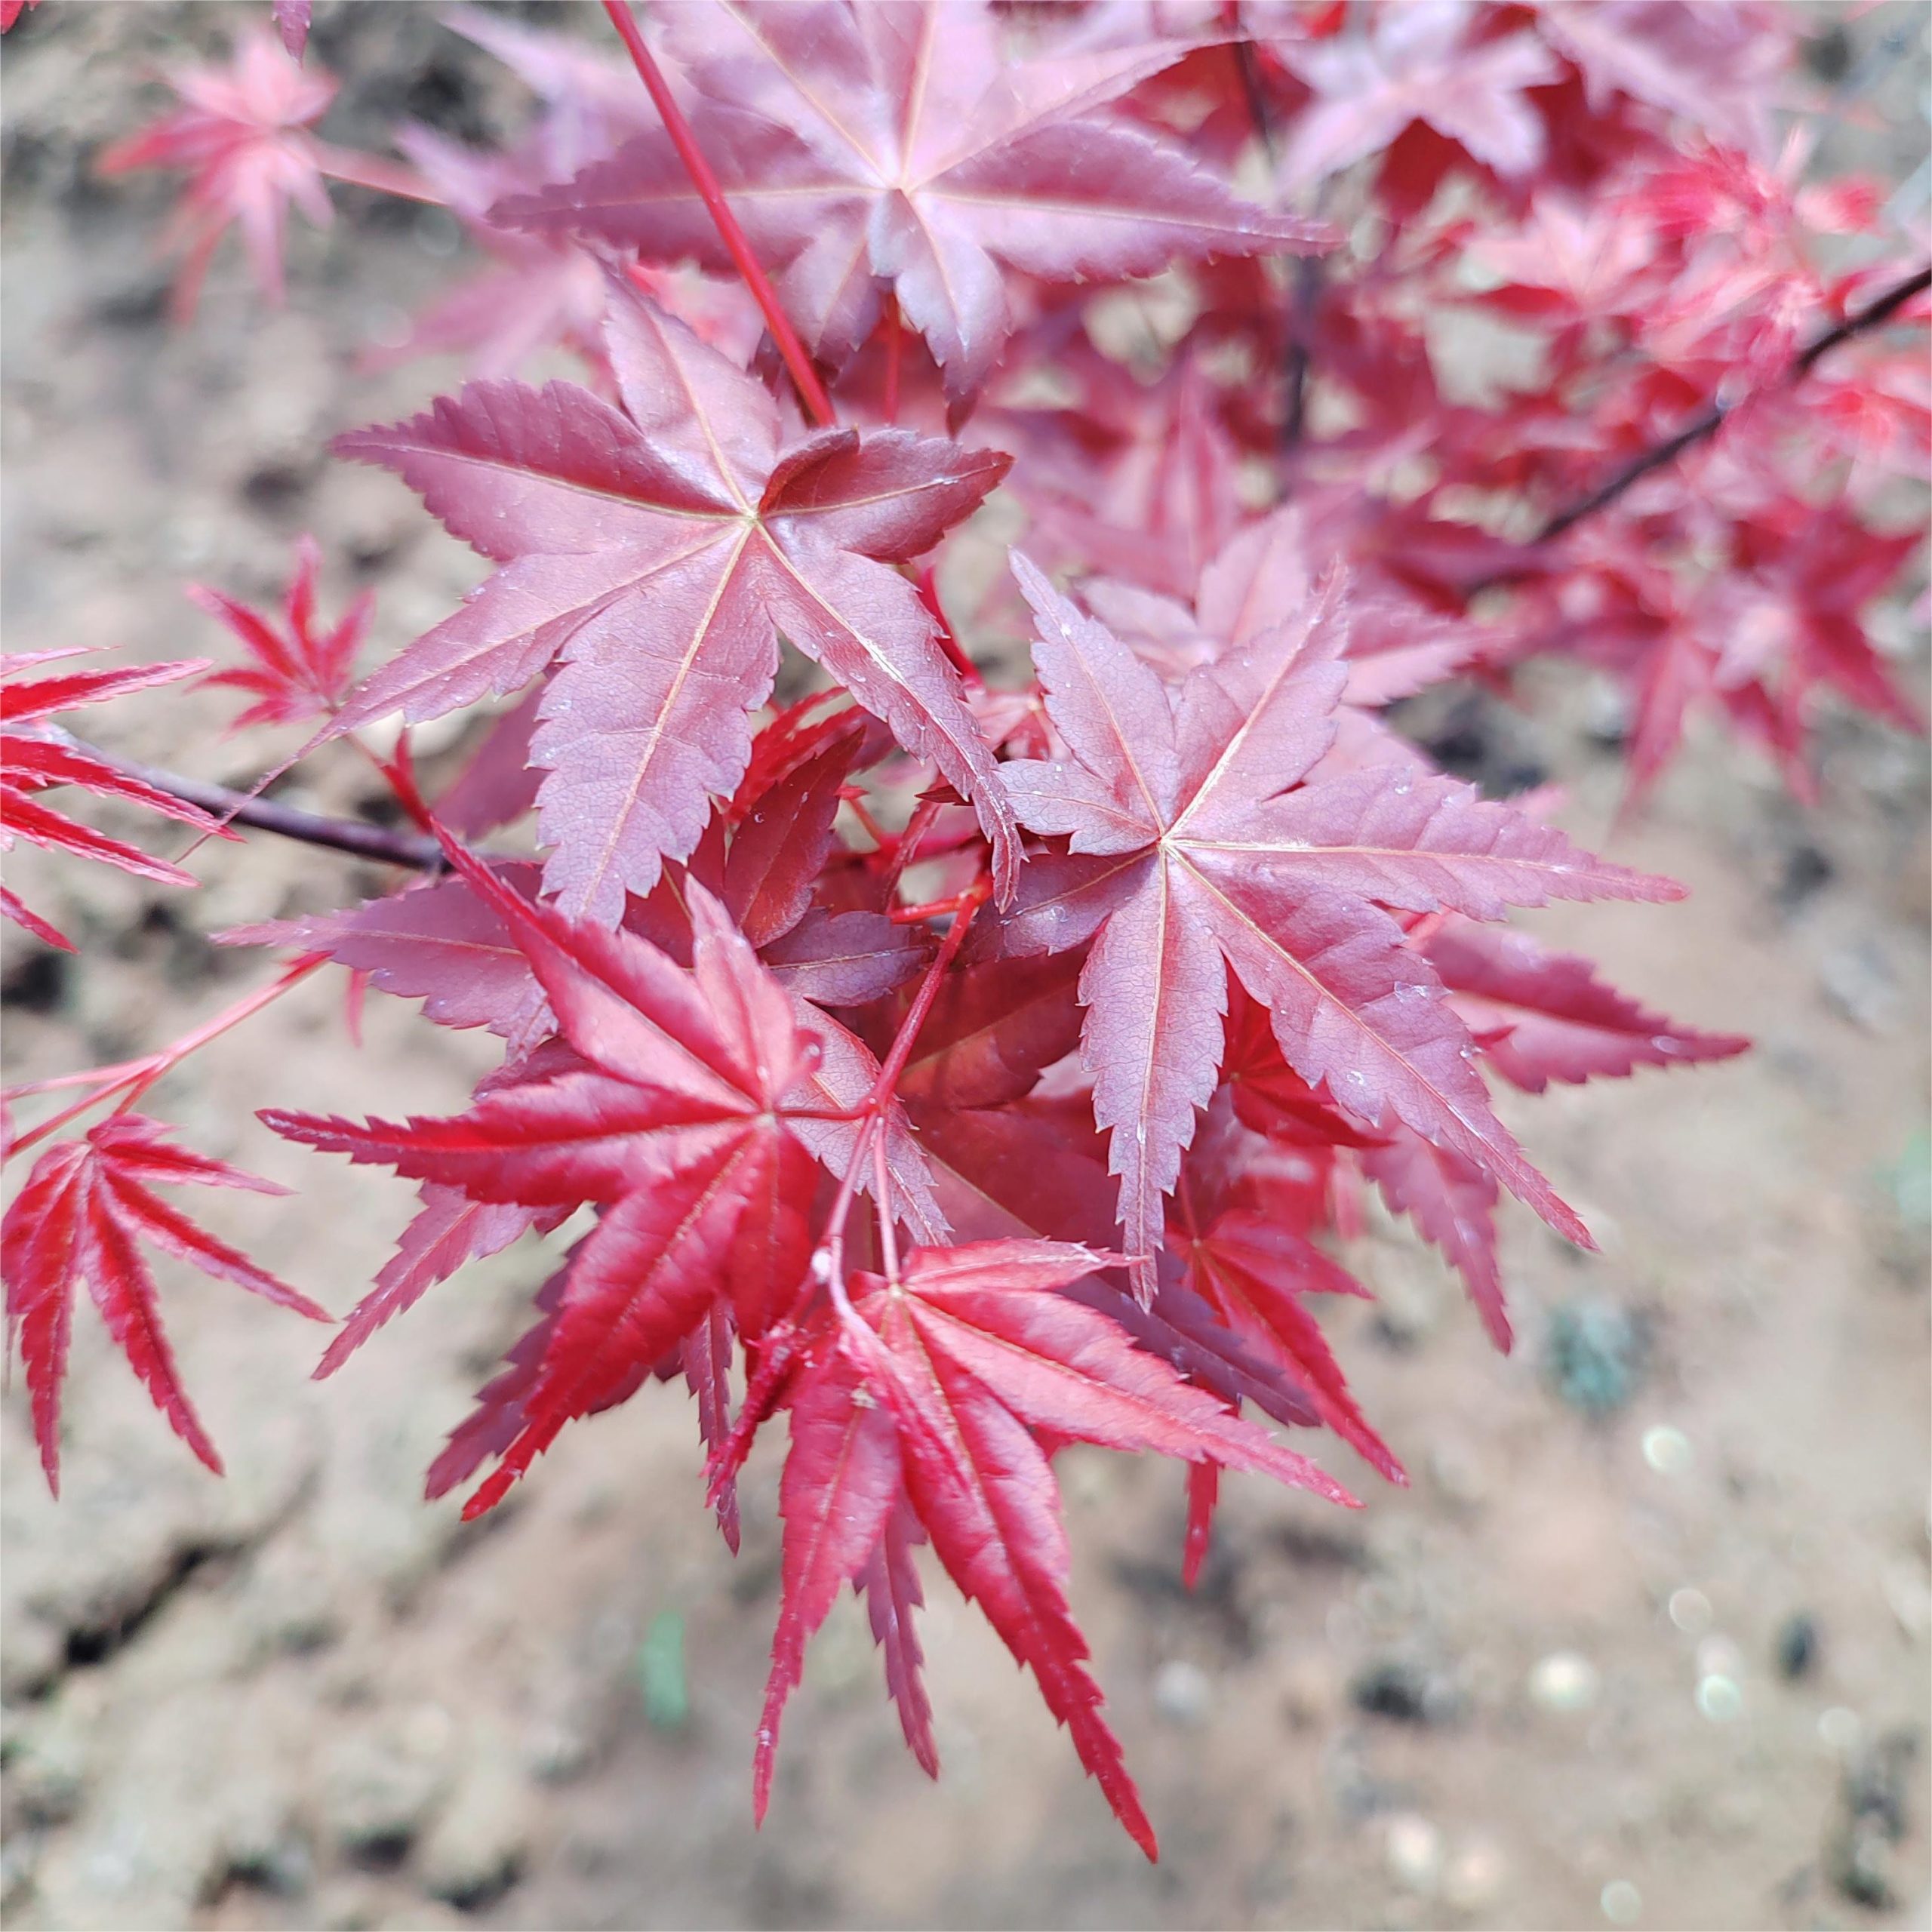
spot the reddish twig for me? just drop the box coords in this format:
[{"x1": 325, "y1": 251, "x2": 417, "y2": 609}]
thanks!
[
  {"x1": 312, "y1": 143, "x2": 441, "y2": 205},
  {"x1": 811, "y1": 881, "x2": 989, "y2": 1297},
  {"x1": 4, "y1": 955, "x2": 328, "y2": 1161},
  {"x1": 600, "y1": 0, "x2": 835, "y2": 427}
]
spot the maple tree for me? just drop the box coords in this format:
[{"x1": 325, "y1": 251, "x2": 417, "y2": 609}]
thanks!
[{"x1": 2, "y1": 0, "x2": 1922, "y2": 1860}]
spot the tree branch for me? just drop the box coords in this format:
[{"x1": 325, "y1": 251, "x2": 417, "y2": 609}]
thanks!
[
  {"x1": 49, "y1": 731, "x2": 449, "y2": 871},
  {"x1": 1231, "y1": 39, "x2": 1321, "y2": 453},
  {"x1": 1531, "y1": 263, "x2": 1931, "y2": 546}
]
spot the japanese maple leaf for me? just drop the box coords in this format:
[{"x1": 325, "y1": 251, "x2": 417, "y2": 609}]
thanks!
[
  {"x1": 1, "y1": 1115, "x2": 329, "y2": 1492},
  {"x1": 768, "y1": 1238, "x2": 1356, "y2": 1854},
  {"x1": 1272, "y1": 0, "x2": 1561, "y2": 191},
  {"x1": 1080, "y1": 504, "x2": 1478, "y2": 707},
  {"x1": 220, "y1": 863, "x2": 556, "y2": 1051},
  {"x1": 366, "y1": 126, "x2": 612, "y2": 383},
  {"x1": 441, "y1": 1, "x2": 654, "y2": 168},
  {"x1": 1469, "y1": 194, "x2": 1659, "y2": 326},
  {"x1": 97, "y1": 29, "x2": 337, "y2": 318},
  {"x1": 1, "y1": 650, "x2": 229, "y2": 950},
  {"x1": 227, "y1": 711, "x2": 919, "y2": 1063},
  {"x1": 331, "y1": 271, "x2": 1017, "y2": 921},
  {"x1": 1358, "y1": 1125, "x2": 1510, "y2": 1346},
  {"x1": 498, "y1": 0, "x2": 1329, "y2": 401},
  {"x1": 1003, "y1": 345, "x2": 1248, "y2": 600},
  {"x1": 1426, "y1": 920, "x2": 1749, "y2": 1094},
  {"x1": 1169, "y1": 1107, "x2": 1400, "y2": 1480},
  {"x1": 995, "y1": 554, "x2": 1681, "y2": 1295},
  {"x1": 1531, "y1": 0, "x2": 1793, "y2": 159},
  {"x1": 192, "y1": 534, "x2": 373, "y2": 729},
  {"x1": 266, "y1": 841, "x2": 828, "y2": 1516}
]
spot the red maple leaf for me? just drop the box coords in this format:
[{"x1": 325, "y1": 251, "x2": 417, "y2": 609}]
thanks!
[
  {"x1": 331, "y1": 271, "x2": 1017, "y2": 921},
  {"x1": 1, "y1": 650, "x2": 229, "y2": 951},
  {"x1": 224, "y1": 706, "x2": 922, "y2": 1055},
  {"x1": 1427, "y1": 918, "x2": 1749, "y2": 1093},
  {"x1": 768, "y1": 1238, "x2": 1358, "y2": 1857},
  {"x1": 192, "y1": 534, "x2": 374, "y2": 729},
  {"x1": 1, "y1": 1115, "x2": 328, "y2": 1492},
  {"x1": 1532, "y1": 0, "x2": 1794, "y2": 157},
  {"x1": 265, "y1": 840, "x2": 830, "y2": 1516},
  {"x1": 1272, "y1": 1, "x2": 1561, "y2": 192},
  {"x1": 994, "y1": 554, "x2": 1681, "y2": 1295},
  {"x1": 498, "y1": 1, "x2": 1330, "y2": 399},
  {"x1": 97, "y1": 29, "x2": 337, "y2": 318},
  {"x1": 1080, "y1": 503, "x2": 1480, "y2": 706},
  {"x1": 372, "y1": 126, "x2": 622, "y2": 383}
]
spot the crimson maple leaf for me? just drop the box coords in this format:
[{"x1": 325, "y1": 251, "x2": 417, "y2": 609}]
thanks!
[
  {"x1": 1169, "y1": 1100, "x2": 1401, "y2": 1480},
  {"x1": 192, "y1": 534, "x2": 373, "y2": 729},
  {"x1": 498, "y1": 1, "x2": 1330, "y2": 400},
  {"x1": 1080, "y1": 503, "x2": 1479, "y2": 707},
  {"x1": 994, "y1": 554, "x2": 1683, "y2": 1295},
  {"x1": 331, "y1": 271, "x2": 1017, "y2": 921},
  {"x1": 1427, "y1": 919, "x2": 1749, "y2": 1093},
  {"x1": 767, "y1": 1238, "x2": 1357, "y2": 1857},
  {"x1": 371, "y1": 125, "x2": 619, "y2": 383},
  {"x1": 1272, "y1": 1, "x2": 1562, "y2": 192},
  {"x1": 1, "y1": 1115, "x2": 329, "y2": 1492},
  {"x1": 1, "y1": 649, "x2": 230, "y2": 951},
  {"x1": 1001, "y1": 344, "x2": 1250, "y2": 600},
  {"x1": 97, "y1": 29, "x2": 337, "y2": 318},
  {"x1": 1531, "y1": 1, "x2": 1792, "y2": 161},
  {"x1": 265, "y1": 839, "x2": 829, "y2": 1517},
  {"x1": 226, "y1": 706, "x2": 921, "y2": 1059}
]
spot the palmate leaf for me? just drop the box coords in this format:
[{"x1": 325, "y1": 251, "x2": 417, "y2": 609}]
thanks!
[
  {"x1": 94, "y1": 27, "x2": 336, "y2": 317},
  {"x1": 1081, "y1": 503, "x2": 1481, "y2": 707},
  {"x1": 1429, "y1": 919, "x2": 1749, "y2": 1093},
  {"x1": 995, "y1": 554, "x2": 1686, "y2": 1297},
  {"x1": 1, "y1": 651, "x2": 229, "y2": 949},
  {"x1": 266, "y1": 843, "x2": 829, "y2": 1515},
  {"x1": 498, "y1": 1, "x2": 1331, "y2": 402},
  {"x1": 192, "y1": 534, "x2": 372, "y2": 728},
  {"x1": 0, "y1": 1116, "x2": 328, "y2": 1491},
  {"x1": 331, "y1": 269, "x2": 1017, "y2": 922},
  {"x1": 751, "y1": 1240, "x2": 1355, "y2": 1855}
]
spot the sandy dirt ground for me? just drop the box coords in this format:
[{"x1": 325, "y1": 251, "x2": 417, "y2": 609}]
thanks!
[{"x1": 2, "y1": 7, "x2": 1928, "y2": 1930}]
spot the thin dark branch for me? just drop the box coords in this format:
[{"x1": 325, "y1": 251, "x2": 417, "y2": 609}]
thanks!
[
  {"x1": 51, "y1": 730, "x2": 450, "y2": 871},
  {"x1": 1232, "y1": 39, "x2": 1323, "y2": 454},
  {"x1": 1230, "y1": 40, "x2": 1277, "y2": 168},
  {"x1": 1281, "y1": 254, "x2": 1323, "y2": 452},
  {"x1": 1530, "y1": 263, "x2": 1931, "y2": 547}
]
